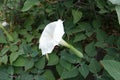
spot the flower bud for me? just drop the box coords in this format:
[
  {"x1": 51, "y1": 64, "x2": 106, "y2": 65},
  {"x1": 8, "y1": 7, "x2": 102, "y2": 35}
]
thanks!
[{"x1": 2, "y1": 21, "x2": 8, "y2": 27}]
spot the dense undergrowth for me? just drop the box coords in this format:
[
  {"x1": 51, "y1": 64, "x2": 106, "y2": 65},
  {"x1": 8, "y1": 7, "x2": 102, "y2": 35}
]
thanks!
[{"x1": 0, "y1": 0, "x2": 120, "y2": 80}]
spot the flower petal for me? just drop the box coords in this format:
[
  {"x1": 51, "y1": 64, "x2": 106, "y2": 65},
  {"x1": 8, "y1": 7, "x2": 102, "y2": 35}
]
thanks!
[
  {"x1": 39, "y1": 19, "x2": 64, "y2": 55},
  {"x1": 53, "y1": 19, "x2": 64, "y2": 44}
]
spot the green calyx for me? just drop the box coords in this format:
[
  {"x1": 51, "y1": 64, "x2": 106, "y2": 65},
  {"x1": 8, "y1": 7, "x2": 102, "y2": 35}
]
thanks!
[{"x1": 60, "y1": 39, "x2": 83, "y2": 58}]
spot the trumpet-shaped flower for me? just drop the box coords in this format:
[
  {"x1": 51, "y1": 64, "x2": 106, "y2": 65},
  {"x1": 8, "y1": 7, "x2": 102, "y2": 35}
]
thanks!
[
  {"x1": 39, "y1": 19, "x2": 83, "y2": 58},
  {"x1": 39, "y1": 19, "x2": 64, "y2": 55}
]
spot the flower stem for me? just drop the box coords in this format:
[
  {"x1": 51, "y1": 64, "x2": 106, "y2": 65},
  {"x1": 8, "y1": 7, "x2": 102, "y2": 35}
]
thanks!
[
  {"x1": 0, "y1": 23, "x2": 13, "y2": 41},
  {"x1": 60, "y1": 39, "x2": 83, "y2": 58}
]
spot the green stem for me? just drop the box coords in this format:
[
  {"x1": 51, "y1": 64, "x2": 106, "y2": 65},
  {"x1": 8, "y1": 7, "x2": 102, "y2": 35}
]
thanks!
[
  {"x1": 0, "y1": 24, "x2": 13, "y2": 41},
  {"x1": 60, "y1": 39, "x2": 83, "y2": 58}
]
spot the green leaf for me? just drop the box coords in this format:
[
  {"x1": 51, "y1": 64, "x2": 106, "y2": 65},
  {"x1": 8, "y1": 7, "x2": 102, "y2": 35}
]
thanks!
[
  {"x1": 79, "y1": 64, "x2": 89, "y2": 78},
  {"x1": 25, "y1": 59, "x2": 34, "y2": 71},
  {"x1": 61, "y1": 68, "x2": 79, "y2": 79},
  {"x1": 30, "y1": 68, "x2": 44, "y2": 74},
  {"x1": 4, "y1": 30, "x2": 14, "y2": 42},
  {"x1": 34, "y1": 76, "x2": 45, "y2": 80},
  {"x1": 95, "y1": 42, "x2": 107, "y2": 48},
  {"x1": 85, "y1": 42, "x2": 97, "y2": 57},
  {"x1": 13, "y1": 56, "x2": 27, "y2": 66},
  {"x1": 21, "y1": 0, "x2": 39, "y2": 11},
  {"x1": 17, "y1": 73, "x2": 34, "y2": 80},
  {"x1": 14, "y1": 67, "x2": 24, "y2": 74},
  {"x1": 60, "y1": 59, "x2": 72, "y2": 70},
  {"x1": 0, "y1": 55, "x2": 8, "y2": 64},
  {"x1": 103, "y1": 55, "x2": 115, "y2": 60},
  {"x1": 92, "y1": 19, "x2": 101, "y2": 29},
  {"x1": 78, "y1": 22, "x2": 91, "y2": 31},
  {"x1": 0, "y1": 66, "x2": 12, "y2": 80},
  {"x1": 10, "y1": 52, "x2": 19, "y2": 64},
  {"x1": 117, "y1": 37, "x2": 120, "y2": 49},
  {"x1": 56, "y1": 64, "x2": 64, "y2": 76},
  {"x1": 85, "y1": 31, "x2": 94, "y2": 37},
  {"x1": 26, "y1": 34, "x2": 34, "y2": 42},
  {"x1": 7, "y1": 66, "x2": 14, "y2": 75},
  {"x1": 105, "y1": 48, "x2": 118, "y2": 56},
  {"x1": 20, "y1": 43, "x2": 36, "y2": 57},
  {"x1": 43, "y1": 70, "x2": 55, "y2": 80},
  {"x1": 96, "y1": 29, "x2": 107, "y2": 42},
  {"x1": 63, "y1": 0, "x2": 73, "y2": 8},
  {"x1": 115, "y1": 6, "x2": 120, "y2": 24},
  {"x1": 95, "y1": 0, "x2": 107, "y2": 13},
  {"x1": 0, "y1": 31, "x2": 7, "y2": 43},
  {"x1": 89, "y1": 59, "x2": 101, "y2": 73},
  {"x1": 10, "y1": 45, "x2": 18, "y2": 52},
  {"x1": 47, "y1": 53, "x2": 59, "y2": 66},
  {"x1": 24, "y1": 17, "x2": 34, "y2": 28},
  {"x1": 0, "y1": 47, "x2": 9, "y2": 56},
  {"x1": 106, "y1": 35, "x2": 117, "y2": 46},
  {"x1": 72, "y1": 9, "x2": 82, "y2": 24},
  {"x1": 109, "y1": 0, "x2": 120, "y2": 5},
  {"x1": 0, "y1": 1, "x2": 4, "y2": 10},
  {"x1": 101, "y1": 70, "x2": 114, "y2": 80},
  {"x1": 0, "y1": 25, "x2": 14, "y2": 41},
  {"x1": 17, "y1": 48, "x2": 25, "y2": 55},
  {"x1": 60, "y1": 50, "x2": 80, "y2": 64},
  {"x1": 30, "y1": 50, "x2": 38, "y2": 57},
  {"x1": 11, "y1": 31, "x2": 18, "y2": 41},
  {"x1": 73, "y1": 33, "x2": 86, "y2": 42},
  {"x1": 35, "y1": 56, "x2": 45, "y2": 69},
  {"x1": 101, "y1": 60, "x2": 120, "y2": 80}
]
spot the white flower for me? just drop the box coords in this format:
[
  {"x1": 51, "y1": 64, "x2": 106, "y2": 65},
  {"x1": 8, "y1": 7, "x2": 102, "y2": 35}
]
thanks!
[
  {"x1": 39, "y1": 19, "x2": 64, "y2": 55},
  {"x1": 39, "y1": 19, "x2": 83, "y2": 58},
  {"x1": 2, "y1": 21, "x2": 8, "y2": 27}
]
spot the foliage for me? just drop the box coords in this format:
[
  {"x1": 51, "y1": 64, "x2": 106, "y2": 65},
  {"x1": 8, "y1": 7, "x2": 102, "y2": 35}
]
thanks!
[
  {"x1": 0, "y1": 0, "x2": 120, "y2": 80},
  {"x1": 101, "y1": 60, "x2": 120, "y2": 80}
]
